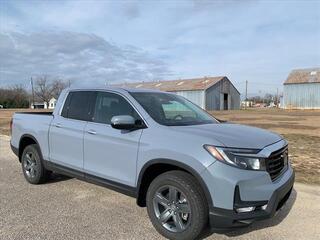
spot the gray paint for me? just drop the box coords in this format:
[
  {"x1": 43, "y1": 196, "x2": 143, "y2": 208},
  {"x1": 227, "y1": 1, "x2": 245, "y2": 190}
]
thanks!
[
  {"x1": 202, "y1": 159, "x2": 294, "y2": 209},
  {"x1": 284, "y1": 83, "x2": 320, "y2": 109},
  {"x1": 205, "y1": 77, "x2": 240, "y2": 110}
]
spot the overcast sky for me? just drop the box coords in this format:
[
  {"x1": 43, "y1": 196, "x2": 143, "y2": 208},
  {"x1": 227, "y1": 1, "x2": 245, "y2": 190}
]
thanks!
[{"x1": 0, "y1": 0, "x2": 319, "y2": 95}]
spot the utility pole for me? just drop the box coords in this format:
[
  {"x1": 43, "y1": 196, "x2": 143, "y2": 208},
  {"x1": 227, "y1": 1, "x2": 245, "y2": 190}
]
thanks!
[
  {"x1": 31, "y1": 77, "x2": 35, "y2": 109},
  {"x1": 276, "y1": 87, "x2": 279, "y2": 108},
  {"x1": 245, "y1": 80, "x2": 248, "y2": 110}
]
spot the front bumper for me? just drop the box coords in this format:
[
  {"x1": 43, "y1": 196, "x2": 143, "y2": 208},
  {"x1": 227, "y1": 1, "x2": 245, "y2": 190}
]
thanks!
[
  {"x1": 209, "y1": 169, "x2": 294, "y2": 229},
  {"x1": 201, "y1": 157, "x2": 295, "y2": 230}
]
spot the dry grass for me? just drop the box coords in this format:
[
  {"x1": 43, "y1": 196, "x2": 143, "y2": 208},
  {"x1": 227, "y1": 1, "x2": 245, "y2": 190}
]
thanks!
[
  {"x1": 211, "y1": 109, "x2": 320, "y2": 184},
  {"x1": 1, "y1": 108, "x2": 319, "y2": 184}
]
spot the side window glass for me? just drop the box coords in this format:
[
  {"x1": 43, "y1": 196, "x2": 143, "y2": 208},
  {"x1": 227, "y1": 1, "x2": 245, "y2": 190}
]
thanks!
[
  {"x1": 61, "y1": 91, "x2": 95, "y2": 121},
  {"x1": 61, "y1": 92, "x2": 72, "y2": 118},
  {"x1": 68, "y1": 91, "x2": 91, "y2": 121},
  {"x1": 93, "y1": 92, "x2": 140, "y2": 124}
]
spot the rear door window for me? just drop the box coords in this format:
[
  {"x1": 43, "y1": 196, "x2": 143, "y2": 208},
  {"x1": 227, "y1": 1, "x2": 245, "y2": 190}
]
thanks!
[{"x1": 61, "y1": 91, "x2": 96, "y2": 121}]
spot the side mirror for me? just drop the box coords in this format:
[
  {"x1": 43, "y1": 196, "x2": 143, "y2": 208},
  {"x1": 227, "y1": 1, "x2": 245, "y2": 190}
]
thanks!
[{"x1": 111, "y1": 115, "x2": 136, "y2": 130}]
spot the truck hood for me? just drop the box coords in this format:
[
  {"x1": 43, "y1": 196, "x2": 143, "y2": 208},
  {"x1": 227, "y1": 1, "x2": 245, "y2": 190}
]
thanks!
[{"x1": 174, "y1": 123, "x2": 282, "y2": 149}]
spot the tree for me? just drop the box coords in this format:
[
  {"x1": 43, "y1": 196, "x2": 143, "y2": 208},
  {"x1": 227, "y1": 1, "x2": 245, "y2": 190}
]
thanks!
[
  {"x1": 34, "y1": 76, "x2": 68, "y2": 105},
  {"x1": 51, "y1": 79, "x2": 68, "y2": 99},
  {"x1": 0, "y1": 85, "x2": 29, "y2": 108}
]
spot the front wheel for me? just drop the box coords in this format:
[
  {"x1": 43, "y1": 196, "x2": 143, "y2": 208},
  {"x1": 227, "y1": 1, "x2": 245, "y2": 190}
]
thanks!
[{"x1": 146, "y1": 171, "x2": 208, "y2": 240}]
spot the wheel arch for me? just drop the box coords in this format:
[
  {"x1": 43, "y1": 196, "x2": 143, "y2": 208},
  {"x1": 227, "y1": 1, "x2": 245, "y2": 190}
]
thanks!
[
  {"x1": 136, "y1": 159, "x2": 213, "y2": 209},
  {"x1": 18, "y1": 134, "x2": 43, "y2": 162}
]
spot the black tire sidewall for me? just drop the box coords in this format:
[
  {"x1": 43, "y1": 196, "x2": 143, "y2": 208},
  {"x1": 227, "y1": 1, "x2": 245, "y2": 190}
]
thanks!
[{"x1": 146, "y1": 171, "x2": 208, "y2": 240}]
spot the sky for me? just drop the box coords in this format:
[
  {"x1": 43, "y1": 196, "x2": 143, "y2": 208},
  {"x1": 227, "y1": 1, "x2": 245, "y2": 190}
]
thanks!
[{"x1": 0, "y1": 0, "x2": 319, "y2": 96}]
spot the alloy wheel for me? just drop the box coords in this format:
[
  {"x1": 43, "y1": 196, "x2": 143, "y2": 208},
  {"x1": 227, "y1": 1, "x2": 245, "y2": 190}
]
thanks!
[
  {"x1": 23, "y1": 152, "x2": 38, "y2": 179},
  {"x1": 153, "y1": 185, "x2": 191, "y2": 233}
]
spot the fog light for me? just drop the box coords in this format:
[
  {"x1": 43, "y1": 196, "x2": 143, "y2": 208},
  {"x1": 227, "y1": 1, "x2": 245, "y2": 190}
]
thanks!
[
  {"x1": 261, "y1": 204, "x2": 268, "y2": 210},
  {"x1": 235, "y1": 206, "x2": 256, "y2": 213}
]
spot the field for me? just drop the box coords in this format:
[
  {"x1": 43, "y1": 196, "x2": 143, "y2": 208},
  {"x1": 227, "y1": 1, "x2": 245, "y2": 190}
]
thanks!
[
  {"x1": 211, "y1": 109, "x2": 320, "y2": 184},
  {"x1": 1, "y1": 108, "x2": 319, "y2": 184}
]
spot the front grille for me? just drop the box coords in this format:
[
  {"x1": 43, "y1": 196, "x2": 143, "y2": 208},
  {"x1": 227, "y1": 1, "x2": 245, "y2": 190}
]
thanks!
[{"x1": 266, "y1": 145, "x2": 288, "y2": 181}]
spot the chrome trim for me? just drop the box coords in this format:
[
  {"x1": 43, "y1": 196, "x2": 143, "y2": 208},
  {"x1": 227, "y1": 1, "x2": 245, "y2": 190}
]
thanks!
[{"x1": 257, "y1": 139, "x2": 288, "y2": 158}]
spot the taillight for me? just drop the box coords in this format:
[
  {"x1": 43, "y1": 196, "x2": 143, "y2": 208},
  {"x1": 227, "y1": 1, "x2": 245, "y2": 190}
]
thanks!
[{"x1": 10, "y1": 119, "x2": 13, "y2": 135}]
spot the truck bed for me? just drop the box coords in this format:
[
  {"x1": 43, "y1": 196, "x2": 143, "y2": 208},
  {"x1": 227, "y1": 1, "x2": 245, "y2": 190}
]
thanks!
[{"x1": 11, "y1": 112, "x2": 54, "y2": 161}]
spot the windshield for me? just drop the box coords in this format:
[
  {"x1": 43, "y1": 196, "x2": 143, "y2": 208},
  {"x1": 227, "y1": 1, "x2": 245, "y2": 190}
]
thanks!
[{"x1": 130, "y1": 92, "x2": 218, "y2": 126}]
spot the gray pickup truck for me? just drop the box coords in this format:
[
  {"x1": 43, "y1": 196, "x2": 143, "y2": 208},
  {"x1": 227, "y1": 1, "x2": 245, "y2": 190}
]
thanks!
[{"x1": 10, "y1": 87, "x2": 294, "y2": 240}]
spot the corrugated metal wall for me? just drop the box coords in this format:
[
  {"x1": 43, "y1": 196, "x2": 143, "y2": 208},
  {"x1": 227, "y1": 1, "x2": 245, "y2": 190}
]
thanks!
[
  {"x1": 205, "y1": 78, "x2": 240, "y2": 110},
  {"x1": 173, "y1": 90, "x2": 205, "y2": 109},
  {"x1": 284, "y1": 83, "x2": 320, "y2": 109}
]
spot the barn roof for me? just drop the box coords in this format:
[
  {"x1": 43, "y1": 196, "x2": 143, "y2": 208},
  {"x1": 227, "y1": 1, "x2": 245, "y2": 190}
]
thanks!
[
  {"x1": 114, "y1": 76, "x2": 226, "y2": 92},
  {"x1": 284, "y1": 68, "x2": 320, "y2": 85}
]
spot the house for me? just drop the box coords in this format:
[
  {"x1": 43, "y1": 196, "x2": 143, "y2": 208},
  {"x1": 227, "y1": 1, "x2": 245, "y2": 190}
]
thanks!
[
  {"x1": 283, "y1": 68, "x2": 320, "y2": 109},
  {"x1": 31, "y1": 102, "x2": 47, "y2": 109},
  {"x1": 241, "y1": 100, "x2": 254, "y2": 108},
  {"x1": 31, "y1": 97, "x2": 57, "y2": 109},
  {"x1": 48, "y1": 97, "x2": 57, "y2": 109},
  {"x1": 117, "y1": 76, "x2": 240, "y2": 110}
]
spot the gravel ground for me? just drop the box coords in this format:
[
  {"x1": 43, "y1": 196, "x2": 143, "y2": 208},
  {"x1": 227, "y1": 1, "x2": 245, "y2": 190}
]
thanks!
[{"x1": 0, "y1": 135, "x2": 319, "y2": 240}]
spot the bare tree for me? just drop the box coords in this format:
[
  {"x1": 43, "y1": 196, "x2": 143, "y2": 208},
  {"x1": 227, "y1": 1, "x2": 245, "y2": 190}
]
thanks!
[
  {"x1": 34, "y1": 76, "x2": 68, "y2": 106},
  {"x1": 51, "y1": 79, "x2": 68, "y2": 98}
]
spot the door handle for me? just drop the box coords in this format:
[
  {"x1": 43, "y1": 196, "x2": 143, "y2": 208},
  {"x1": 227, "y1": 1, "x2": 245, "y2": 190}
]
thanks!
[
  {"x1": 87, "y1": 130, "x2": 97, "y2": 135},
  {"x1": 54, "y1": 123, "x2": 62, "y2": 128}
]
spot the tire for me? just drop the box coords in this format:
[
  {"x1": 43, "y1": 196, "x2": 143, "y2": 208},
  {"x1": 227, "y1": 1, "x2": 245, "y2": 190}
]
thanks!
[
  {"x1": 146, "y1": 170, "x2": 208, "y2": 240},
  {"x1": 21, "y1": 144, "x2": 49, "y2": 184}
]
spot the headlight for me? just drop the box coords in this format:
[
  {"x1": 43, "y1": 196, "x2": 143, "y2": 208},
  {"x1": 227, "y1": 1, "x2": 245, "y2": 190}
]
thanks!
[{"x1": 204, "y1": 145, "x2": 266, "y2": 171}]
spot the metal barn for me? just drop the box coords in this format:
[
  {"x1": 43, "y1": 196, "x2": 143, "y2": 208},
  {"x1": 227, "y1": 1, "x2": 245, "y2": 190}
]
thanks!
[
  {"x1": 118, "y1": 76, "x2": 240, "y2": 110},
  {"x1": 283, "y1": 68, "x2": 320, "y2": 109}
]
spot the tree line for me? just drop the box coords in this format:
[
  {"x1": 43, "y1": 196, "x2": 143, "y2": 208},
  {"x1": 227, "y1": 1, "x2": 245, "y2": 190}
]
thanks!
[{"x1": 0, "y1": 76, "x2": 69, "y2": 108}]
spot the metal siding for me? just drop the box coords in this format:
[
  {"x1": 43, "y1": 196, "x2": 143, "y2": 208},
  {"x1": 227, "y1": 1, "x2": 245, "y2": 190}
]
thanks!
[
  {"x1": 205, "y1": 83, "x2": 220, "y2": 110},
  {"x1": 229, "y1": 81, "x2": 241, "y2": 110},
  {"x1": 205, "y1": 78, "x2": 240, "y2": 110},
  {"x1": 174, "y1": 90, "x2": 205, "y2": 109},
  {"x1": 284, "y1": 83, "x2": 320, "y2": 109}
]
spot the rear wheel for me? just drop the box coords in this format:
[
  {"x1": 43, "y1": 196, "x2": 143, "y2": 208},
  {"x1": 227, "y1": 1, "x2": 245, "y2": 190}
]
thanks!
[
  {"x1": 146, "y1": 171, "x2": 208, "y2": 240},
  {"x1": 21, "y1": 144, "x2": 49, "y2": 184}
]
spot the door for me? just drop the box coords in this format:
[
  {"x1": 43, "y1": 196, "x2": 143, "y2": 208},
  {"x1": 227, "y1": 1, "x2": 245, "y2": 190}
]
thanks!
[
  {"x1": 83, "y1": 91, "x2": 143, "y2": 186},
  {"x1": 49, "y1": 91, "x2": 95, "y2": 171},
  {"x1": 223, "y1": 93, "x2": 228, "y2": 110}
]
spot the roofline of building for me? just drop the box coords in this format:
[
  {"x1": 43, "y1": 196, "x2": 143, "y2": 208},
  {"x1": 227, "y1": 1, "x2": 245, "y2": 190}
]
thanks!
[
  {"x1": 283, "y1": 81, "x2": 320, "y2": 85},
  {"x1": 115, "y1": 76, "x2": 227, "y2": 91},
  {"x1": 221, "y1": 76, "x2": 241, "y2": 95}
]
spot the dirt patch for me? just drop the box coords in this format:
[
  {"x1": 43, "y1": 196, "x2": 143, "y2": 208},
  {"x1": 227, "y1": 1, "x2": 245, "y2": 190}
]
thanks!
[{"x1": 283, "y1": 134, "x2": 320, "y2": 184}]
